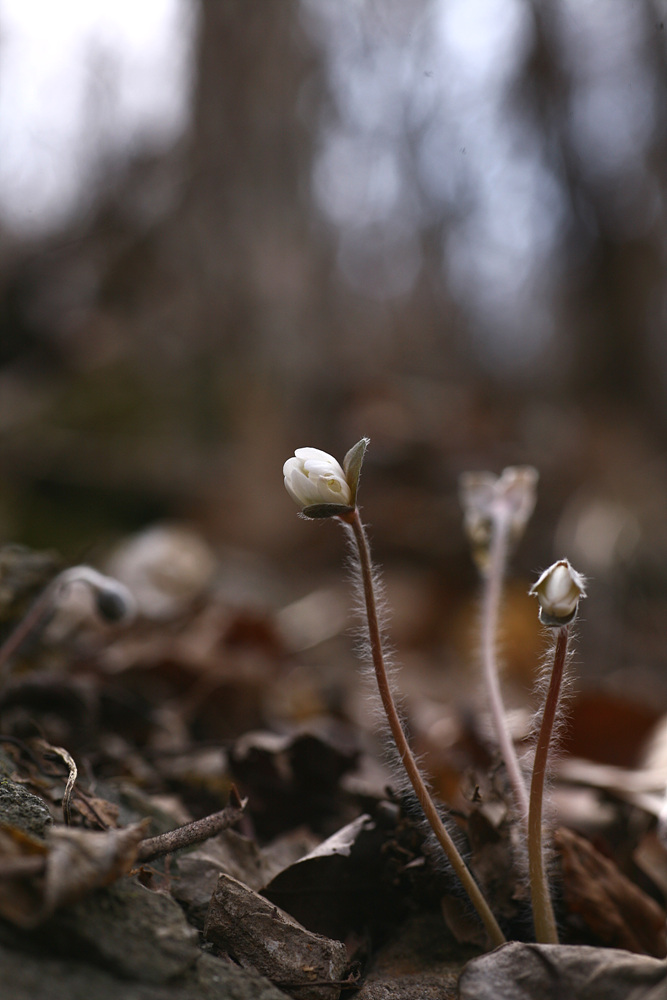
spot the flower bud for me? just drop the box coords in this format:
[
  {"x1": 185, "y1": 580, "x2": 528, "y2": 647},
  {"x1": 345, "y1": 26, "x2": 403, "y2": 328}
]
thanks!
[
  {"x1": 283, "y1": 446, "x2": 359, "y2": 516},
  {"x1": 459, "y1": 465, "x2": 538, "y2": 570},
  {"x1": 57, "y1": 566, "x2": 137, "y2": 623},
  {"x1": 530, "y1": 559, "x2": 586, "y2": 626}
]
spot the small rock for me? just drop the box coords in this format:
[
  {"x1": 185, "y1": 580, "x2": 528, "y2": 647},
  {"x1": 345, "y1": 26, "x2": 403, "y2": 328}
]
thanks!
[
  {"x1": 0, "y1": 778, "x2": 53, "y2": 838},
  {"x1": 194, "y1": 952, "x2": 290, "y2": 999},
  {"x1": 0, "y1": 938, "x2": 289, "y2": 999},
  {"x1": 55, "y1": 877, "x2": 201, "y2": 984}
]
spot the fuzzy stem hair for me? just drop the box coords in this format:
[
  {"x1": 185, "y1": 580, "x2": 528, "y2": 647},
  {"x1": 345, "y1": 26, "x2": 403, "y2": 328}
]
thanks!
[
  {"x1": 342, "y1": 507, "x2": 505, "y2": 948},
  {"x1": 528, "y1": 623, "x2": 569, "y2": 944},
  {"x1": 481, "y1": 508, "x2": 529, "y2": 824}
]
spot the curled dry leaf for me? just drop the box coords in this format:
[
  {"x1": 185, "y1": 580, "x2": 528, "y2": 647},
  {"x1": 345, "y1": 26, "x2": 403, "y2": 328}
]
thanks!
[
  {"x1": 0, "y1": 820, "x2": 149, "y2": 928},
  {"x1": 229, "y1": 729, "x2": 359, "y2": 840},
  {"x1": 0, "y1": 826, "x2": 47, "y2": 926},
  {"x1": 204, "y1": 872, "x2": 348, "y2": 1000},
  {"x1": 171, "y1": 825, "x2": 319, "y2": 931},
  {"x1": 458, "y1": 941, "x2": 667, "y2": 1000},
  {"x1": 263, "y1": 814, "x2": 377, "y2": 939},
  {"x1": 69, "y1": 789, "x2": 120, "y2": 829},
  {"x1": 38, "y1": 742, "x2": 77, "y2": 824}
]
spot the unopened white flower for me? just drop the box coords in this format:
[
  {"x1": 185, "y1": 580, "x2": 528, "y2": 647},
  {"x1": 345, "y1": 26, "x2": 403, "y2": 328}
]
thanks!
[
  {"x1": 459, "y1": 465, "x2": 538, "y2": 569},
  {"x1": 283, "y1": 448, "x2": 352, "y2": 509},
  {"x1": 57, "y1": 566, "x2": 137, "y2": 622},
  {"x1": 530, "y1": 559, "x2": 586, "y2": 626}
]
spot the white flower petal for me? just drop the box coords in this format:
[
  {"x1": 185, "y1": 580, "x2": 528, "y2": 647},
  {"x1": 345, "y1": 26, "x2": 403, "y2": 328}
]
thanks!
[
  {"x1": 302, "y1": 456, "x2": 347, "y2": 479},
  {"x1": 284, "y1": 467, "x2": 313, "y2": 506},
  {"x1": 295, "y1": 447, "x2": 340, "y2": 464},
  {"x1": 283, "y1": 457, "x2": 302, "y2": 478},
  {"x1": 317, "y1": 475, "x2": 349, "y2": 503}
]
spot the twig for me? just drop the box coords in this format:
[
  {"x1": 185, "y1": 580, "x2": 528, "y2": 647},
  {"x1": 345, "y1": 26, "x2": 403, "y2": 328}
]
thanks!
[
  {"x1": 136, "y1": 788, "x2": 246, "y2": 864},
  {"x1": 0, "y1": 794, "x2": 246, "y2": 880}
]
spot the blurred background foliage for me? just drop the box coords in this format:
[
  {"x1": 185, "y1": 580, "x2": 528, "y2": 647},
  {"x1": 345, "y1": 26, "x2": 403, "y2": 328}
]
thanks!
[{"x1": 2, "y1": 0, "x2": 667, "y2": 697}]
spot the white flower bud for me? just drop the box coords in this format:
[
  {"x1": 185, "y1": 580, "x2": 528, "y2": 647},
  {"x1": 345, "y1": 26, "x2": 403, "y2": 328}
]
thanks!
[
  {"x1": 57, "y1": 566, "x2": 137, "y2": 623},
  {"x1": 283, "y1": 447, "x2": 353, "y2": 509},
  {"x1": 530, "y1": 559, "x2": 586, "y2": 626},
  {"x1": 459, "y1": 465, "x2": 538, "y2": 570}
]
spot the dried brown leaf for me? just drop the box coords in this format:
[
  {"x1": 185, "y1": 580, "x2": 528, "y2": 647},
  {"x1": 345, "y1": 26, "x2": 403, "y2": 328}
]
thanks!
[
  {"x1": 0, "y1": 819, "x2": 149, "y2": 928},
  {"x1": 0, "y1": 825, "x2": 48, "y2": 925},
  {"x1": 556, "y1": 826, "x2": 667, "y2": 957},
  {"x1": 69, "y1": 790, "x2": 120, "y2": 829},
  {"x1": 43, "y1": 820, "x2": 150, "y2": 920}
]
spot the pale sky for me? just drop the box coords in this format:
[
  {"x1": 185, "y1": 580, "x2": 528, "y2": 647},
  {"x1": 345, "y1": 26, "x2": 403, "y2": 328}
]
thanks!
[
  {"x1": 0, "y1": 0, "x2": 194, "y2": 234},
  {"x1": 1, "y1": 0, "x2": 656, "y2": 373}
]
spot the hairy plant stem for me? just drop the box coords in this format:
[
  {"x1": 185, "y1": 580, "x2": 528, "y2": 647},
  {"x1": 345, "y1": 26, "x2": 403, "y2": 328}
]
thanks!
[
  {"x1": 528, "y1": 624, "x2": 568, "y2": 944},
  {"x1": 482, "y1": 509, "x2": 529, "y2": 823},
  {"x1": 344, "y1": 508, "x2": 505, "y2": 948}
]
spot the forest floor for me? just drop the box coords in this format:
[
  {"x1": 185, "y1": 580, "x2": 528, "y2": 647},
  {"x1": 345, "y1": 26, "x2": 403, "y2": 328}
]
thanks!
[{"x1": 0, "y1": 530, "x2": 666, "y2": 999}]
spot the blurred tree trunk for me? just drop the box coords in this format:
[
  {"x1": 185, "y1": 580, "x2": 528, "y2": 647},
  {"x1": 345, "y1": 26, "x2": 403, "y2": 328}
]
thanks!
[
  {"x1": 526, "y1": 0, "x2": 667, "y2": 438},
  {"x1": 179, "y1": 0, "x2": 342, "y2": 541},
  {"x1": 184, "y1": 0, "x2": 329, "y2": 370}
]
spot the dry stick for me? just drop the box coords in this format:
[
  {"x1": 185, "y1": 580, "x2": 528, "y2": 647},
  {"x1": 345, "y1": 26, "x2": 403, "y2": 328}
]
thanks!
[
  {"x1": 345, "y1": 508, "x2": 505, "y2": 948},
  {"x1": 481, "y1": 509, "x2": 529, "y2": 823},
  {"x1": 528, "y1": 624, "x2": 568, "y2": 944},
  {"x1": 0, "y1": 799, "x2": 246, "y2": 880},
  {"x1": 137, "y1": 796, "x2": 246, "y2": 864}
]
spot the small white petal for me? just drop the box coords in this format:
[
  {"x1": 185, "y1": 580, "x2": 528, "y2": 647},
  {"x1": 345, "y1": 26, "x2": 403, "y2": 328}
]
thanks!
[
  {"x1": 284, "y1": 467, "x2": 313, "y2": 506},
  {"x1": 302, "y1": 456, "x2": 347, "y2": 480},
  {"x1": 316, "y1": 475, "x2": 348, "y2": 503},
  {"x1": 295, "y1": 447, "x2": 340, "y2": 464},
  {"x1": 283, "y1": 457, "x2": 302, "y2": 483}
]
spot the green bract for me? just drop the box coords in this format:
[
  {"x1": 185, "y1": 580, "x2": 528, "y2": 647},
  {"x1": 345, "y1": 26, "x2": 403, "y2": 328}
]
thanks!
[{"x1": 343, "y1": 437, "x2": 369, "y2": 506}]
